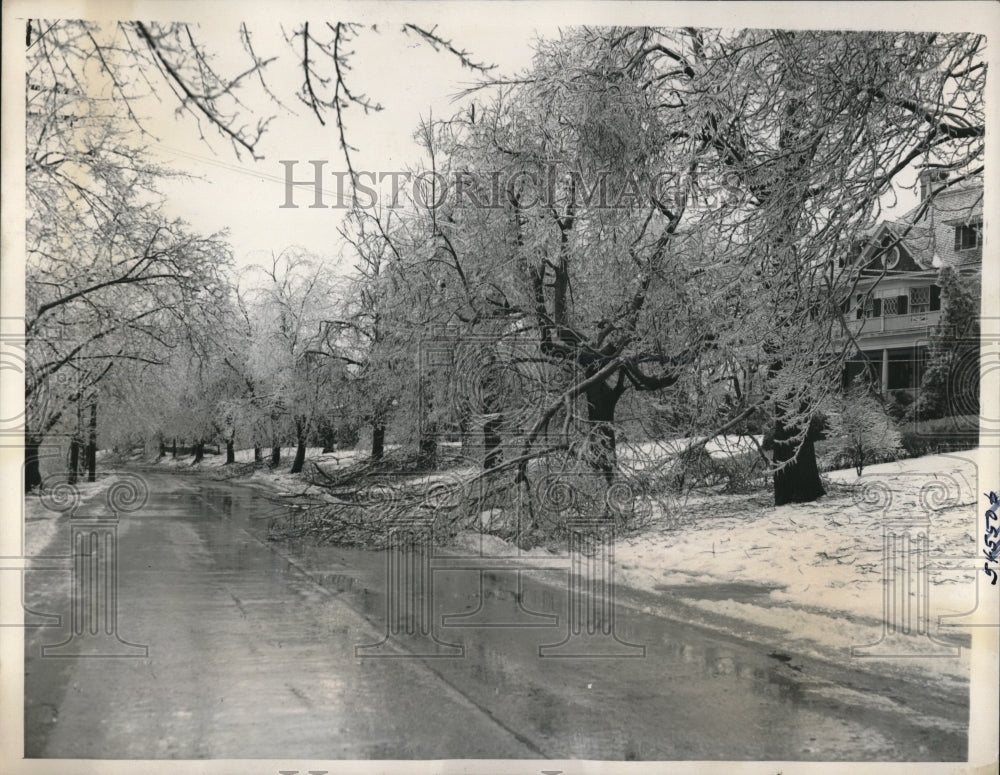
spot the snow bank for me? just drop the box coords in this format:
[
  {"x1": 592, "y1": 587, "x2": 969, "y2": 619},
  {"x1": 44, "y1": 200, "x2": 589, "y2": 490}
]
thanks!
[
  {"x1": 614, "y1": 450, "x2": 983, "y2": 681},
  {"x1": 23, "y1": 474, "x2": 135, "y2": 556}
]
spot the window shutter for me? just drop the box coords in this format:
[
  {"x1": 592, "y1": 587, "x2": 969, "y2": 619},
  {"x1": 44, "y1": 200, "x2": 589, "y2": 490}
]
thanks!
[
  {"x1": 898, "y1": 294, "x2": 908, "y2": 315},
  {"x1": 930, "y1": 284, "x2": 941, "y2": 311},
  {"x1": 873, "y1": 298, "x2": 882, "y2": 318},
  {"x1": 954, "y1": 226, "x2": 962, "y2": 251}
]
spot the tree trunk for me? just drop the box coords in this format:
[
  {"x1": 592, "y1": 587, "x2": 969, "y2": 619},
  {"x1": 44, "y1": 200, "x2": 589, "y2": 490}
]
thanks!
[
  {"x1": 24, "y1": 433, "x2": 42, "y2": 493},
  {"x1": 158, "y1": 436, "x2": 166, "y2": 459},
  {"x1": 172, "y1": 438, "x2": 177, "y2": 458},
  {"x1": 226, "y1": 439, "x2": 235, "y2": 465},
  {"x1": 418, "y1": 428, "x2": 437, "y2": 469},
  {"x1": 772, "y1": 409, "x2": 825, "y2": 506},
  {"x1": 193, "y1": 439, "x2": 205, "y2": 464},
  {"x1": 290, "y1": 442, "x2": 306, "y2": 473},
  {"x1": 371, "y1": 423, "x2": 385, "y2": 460},
  {"x1": 483, "y1": 416, "x2": 502, "y2": 469},
  {"x1": 321, "y1": 425, "x2": 336, "y2": 454},
  {"x1": 254, "y1": 445, "x2": 262, "y2": 463},
  {"x1": 86, "y1": 401, "x2": 97, "y2": 482},
  {"x1": 68, "y1": 437, "x2": 81, "y2": 485},
  {"x1": 585, "y1": 378, "x2": 620, "y2": 485},
  {"x1": 270, "y1": 445, "x2": 281, "y2": 466},
  {"x1": 418, "y1": 382, "x2": 437, "y2": 468},
  {"x1": 290, "y1": 418, "x2": 306, "y2": 474},
  {"x1": 71, "y1": 402, "x2": 85, "y2": 483}
]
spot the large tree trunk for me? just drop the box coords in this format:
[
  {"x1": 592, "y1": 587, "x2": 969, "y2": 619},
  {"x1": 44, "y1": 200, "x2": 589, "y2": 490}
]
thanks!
[
  {"x1": 290, "y1": 418, "x2": 307, "y2": 474},
  {"x1": 157, "y1": 436, "x2": 166, "y2": 459},
  {"x1": 172, "y1": 438, "x2": 177, "y2": 458},
  {"x1": 193, "y1": 439, "x2": 205, "y2": 464},
  {"x1": 290, "y1": 442, "x2": 306, "y2": 473},
  {"x1": 68, "y1": 437, "x2": 81, "y2": 485},
  {"x1": 585, "y1": 378, "x2": 621, "y2": 485},
  {"x1": 24, "y1": 433, "x2": 42, "y2": 493},
  {"x1": 270, "y1": 444, "x2": 281, "y2": 467},
  {"x1": 772, "y1": 409, "x2": 825, "y2": 505},
  {"x1": 254, "y1": 444, "x2": 262, "y2": 463},
  {"x1": 85, "y1": 401, "x2": 97, "y2": 482},
  {"x1": 371, "y1": 423, "x2": 385, "y2": 460},
  {"x1": 225, "y1": 438, "x2": 235, "y2": 465}
]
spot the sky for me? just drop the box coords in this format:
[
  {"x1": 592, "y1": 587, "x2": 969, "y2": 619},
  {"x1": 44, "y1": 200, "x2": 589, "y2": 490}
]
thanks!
[
  {"x1": 134, "y1": 13, "x2": 934, "y2": 277},
  {"x1": 143, "y1": 19, "x2": 542, "y2": 271},
  {"x1": 7, "y1": 0, "x2": 994, "y2": 292}
]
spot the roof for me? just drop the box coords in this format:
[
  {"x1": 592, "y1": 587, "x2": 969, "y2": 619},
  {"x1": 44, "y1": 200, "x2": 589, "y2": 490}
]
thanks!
[
  {"x1": 865, "y1": 175, "x2": 983, "y2": 273},
  {"x1": 899, "y1": 177, "x2": 984, "y2": 225}
]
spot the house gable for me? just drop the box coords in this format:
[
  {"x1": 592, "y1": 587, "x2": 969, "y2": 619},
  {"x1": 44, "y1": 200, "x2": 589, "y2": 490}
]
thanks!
[{"x1": 857, "y1": 224, "x2": 926, "y2": 275}]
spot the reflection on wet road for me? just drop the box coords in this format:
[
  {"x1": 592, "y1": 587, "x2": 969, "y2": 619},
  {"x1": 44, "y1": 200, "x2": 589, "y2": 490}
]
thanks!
[{"x1": 25, "y1": 472, "x2": 968, "y2": 760}]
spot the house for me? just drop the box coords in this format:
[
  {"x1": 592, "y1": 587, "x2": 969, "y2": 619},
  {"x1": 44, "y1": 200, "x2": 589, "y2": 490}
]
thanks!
[{"x1": 840, "y1": 169, "x2": 983, "y2": 396}]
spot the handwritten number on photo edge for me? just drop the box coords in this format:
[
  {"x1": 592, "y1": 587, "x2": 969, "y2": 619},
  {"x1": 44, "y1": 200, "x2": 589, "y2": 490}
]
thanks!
[{"x1": 984, "y1": 494, "x2": 1000, "y2": 583}]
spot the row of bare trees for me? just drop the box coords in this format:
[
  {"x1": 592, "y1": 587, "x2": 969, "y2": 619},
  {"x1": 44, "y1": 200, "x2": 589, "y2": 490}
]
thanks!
[
  {"x1": 24, "y1": 21, "x2": 232, "y2": 490},
  {"x1": 22, "y1": 18, "x2": 493, "y2": 489},
  {"x1": 24, "y1": 21, "x2": 984, "y2": 508},
  {"x1": 314, "y1": 27, "x2": 984, "y2": 504}
]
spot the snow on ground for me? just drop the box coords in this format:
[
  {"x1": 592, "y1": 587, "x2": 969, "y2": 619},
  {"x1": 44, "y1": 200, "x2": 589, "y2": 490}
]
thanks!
[
  {"x1": 613, "y1": 450, "x2": 984, "y2": 683},
  {"x1": 155, "y1": 446, "x2": 365, "y2": 496},
  {"x1": 23, "y1": 474, "x2": 138, "y2": 556},
  {"x1": 156, "y1": 444, "x2": 481, "y2": 496},
  {"x1": 624, "y1": 434, "x2": 763, "y2": 461}
]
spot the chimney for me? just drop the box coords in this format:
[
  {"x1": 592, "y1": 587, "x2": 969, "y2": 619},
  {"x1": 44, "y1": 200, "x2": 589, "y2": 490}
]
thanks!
[{"x1": 918, "y1": 168, "x2": 949, "y2": 202}]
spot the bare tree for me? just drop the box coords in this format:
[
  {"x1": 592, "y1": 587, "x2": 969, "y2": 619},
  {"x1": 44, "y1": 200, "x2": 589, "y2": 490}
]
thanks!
[
  {"x1": 25, "y1": 30, "x2": 233, "y2": 489},
  {"x1": 398, "y1": 26, "x2": 984, "y2": 509},
  {"x1": 26, "y1": 19, "x2": 494, "y2": 163},
  {"x1": 240, "y1": 250, "x2": 344, "y2": 474}
]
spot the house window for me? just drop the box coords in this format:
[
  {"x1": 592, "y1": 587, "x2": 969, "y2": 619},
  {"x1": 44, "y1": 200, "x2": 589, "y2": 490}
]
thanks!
[
  {"x1": 876, "y1": 293, "x2": 909, "y2": 317},
  {"x1": 954, "y1": 221, "x2": 982, "y2": 251},
  {"x1": 910, "y1": 286, "x2": 930, "y2": 313},
  {"x1": 842, "y1": 239, "x2": 866, "y2": 268}
]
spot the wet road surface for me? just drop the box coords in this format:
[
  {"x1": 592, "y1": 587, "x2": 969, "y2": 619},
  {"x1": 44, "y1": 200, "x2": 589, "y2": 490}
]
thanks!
[{"x1": 24, "y1": 471, "x2": 968, "y2": 760}]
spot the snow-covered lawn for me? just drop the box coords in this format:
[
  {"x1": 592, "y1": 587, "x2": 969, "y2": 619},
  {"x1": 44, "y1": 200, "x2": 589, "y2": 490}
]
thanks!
[
  {"x1": 622, "y1": 434, "x2": 763, "y2": 462},
  {"x1": 612, "y1": 450, "x2": 984, "y2": 683}
]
